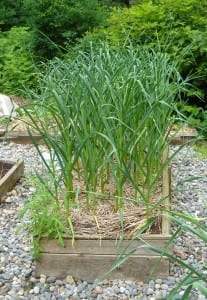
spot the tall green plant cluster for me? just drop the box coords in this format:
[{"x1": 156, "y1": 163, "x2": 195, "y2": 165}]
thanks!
[
  {"x1": 23, "y1": 44, "x2": 187, "y2": 231},
  {"x1": 82, "y1": 0, "x2": 207, "y2": 108}
]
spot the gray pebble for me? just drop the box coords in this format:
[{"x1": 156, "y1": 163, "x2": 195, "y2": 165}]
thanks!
[
  {"x1": 46, "y1": 276, "x2": 56, "y2": 284},
  {"x1": 146, "y1": 288, "x2": 154, "y2": 295},
  {"x1": 161, "y1": 283, "x2": 169, "y2": 290},
  {"x1": 0, "y1": 284, "x2": 10, "y2": 295}
]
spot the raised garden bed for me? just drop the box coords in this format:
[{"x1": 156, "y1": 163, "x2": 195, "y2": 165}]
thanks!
[
  {"x1": 22, "y1": 46, "x2": 186, "y2": 282},
  {"x1": 170, "y1": 126, "x2": 198, "y2": 145},
  {"x1": 0, "y1": 119, "x2": 43, "y2": 144},
  {"x1": 0, "y1": 159, "x2": 24, "y2": 201},
  {"x1": 35, "y1": 156, "x2": 171, "y2": 281}
]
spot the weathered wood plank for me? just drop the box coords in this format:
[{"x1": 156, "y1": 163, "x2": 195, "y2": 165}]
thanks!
[
  {"x1": 0, "y1": 159, "x2": 24, "y2": 199},
  {"x1": 0, "y1": 132, "x2": 43, "y2": 144},
  {"x1": 162, "y1": 147, "x2": 171, "y2": 235},
  {"x1": 35, "y1": 253, "x2": 169, "y2": 280},
  {"x1": 170, "y1": 127, "x2": 198, "y2": 145},
  {"x1": 40, "y1": 235, "x2": 171, "y2": 256},
  {"x1": 0, "y1": 128, "x2": 5, "y2": 137},
  {"x1": 0, "y1": 125, "x2": 197, "y2": 145}
]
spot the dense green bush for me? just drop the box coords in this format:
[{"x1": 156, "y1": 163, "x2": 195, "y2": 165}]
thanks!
[
  {"x1": 178, "y1": 101, "x2": 207, "y2": 138},
  {"x1": 0, "y1": 0, "x2": 25, "y2": 31},
  {"x1": 100, "y1": 0, "x2": 132, "y2": 6},
  {"x1": 0, "y1": 26, "x2": 37, "y2": 96},
  {"x1": 83, "y1": 0, "x2": 207, "y2": 108},
  {"x1": 0, "y1": 0, "x2": 109, "y2": 60},
  {"x1": 23, "y1": 0, "x2": 107, "y2": 59}
]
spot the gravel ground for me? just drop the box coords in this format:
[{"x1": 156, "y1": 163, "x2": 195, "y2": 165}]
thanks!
[{"x1": 0, "y1": 141, "x2": 206, "y2": 299}]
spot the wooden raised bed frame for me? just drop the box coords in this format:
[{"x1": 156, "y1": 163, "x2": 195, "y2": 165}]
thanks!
[
  {"x1": 0, "y1": 125, "x2": 198, "y2": 145},
  {"x1": 0, "y1": 159, "x2": 24, "y2": 201},
  {"x1": 35, "y1": 150, "x2": 171, "y2": 281},
  {"x1": 0, "y1": 129, "x2": 42, "y2": 144},
  {"x1": 170, "y1": 126, "x2": 198, "y2": 145}
]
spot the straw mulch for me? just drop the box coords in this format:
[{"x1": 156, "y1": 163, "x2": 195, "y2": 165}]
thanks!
[{"x1": 68, "y1": 177, "x2": 163, "y2": 239}]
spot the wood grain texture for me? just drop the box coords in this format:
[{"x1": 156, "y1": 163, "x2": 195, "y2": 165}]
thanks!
[
  {"x1": 162, "y1": 147, "x2": 171, "y2": 235},
  {"x1": 37, "y1": 232, "x2": 171, "y2": 280},
  {"x1": 0, "y1": 159, "x2": 24, "y2": 199},
  {"x1": 0, "y1": 132, "x2": 43, "y2": 144},
  {"x1": 35, "y1": 253, "x2": 169, "y2": 280},
  {"x1": 0, "y1": 129, "x2": 5, "y2": 137},
  {"x1": 170, "y1": 127, "x2": 198, "y2": 145},
  {"x1": 40, "y1": 235, "x2": 171, "y2": 255}
]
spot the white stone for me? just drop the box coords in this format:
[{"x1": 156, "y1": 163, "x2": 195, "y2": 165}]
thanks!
[
  {"x1": 39, "y1": 277, "x2": 46, "y2": 284},
  {"x1": 0, "y1": 94, "x2": 18, "y2": 117},
  {"x1": 33, "y1": 286, "x2": 40, "y2": 294},
  {"x1": 18, "y1": 288, "x2": 25, "y2": 296}
]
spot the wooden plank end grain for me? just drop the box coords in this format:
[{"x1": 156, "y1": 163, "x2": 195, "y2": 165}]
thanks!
[
  {"x1": 0, "y1": 159, "x2": 24, "y2": 199},
  {"x1": 0, "y1": 128, "x2": 6, "y2": 137}
]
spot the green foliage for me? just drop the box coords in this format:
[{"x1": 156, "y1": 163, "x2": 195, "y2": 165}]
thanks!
[
  {"x1": 19, "y1": 176, "x2": 67, "y2": 259},
  {"x1": 178, "y1": 102, "x2": 207, "y2": 138},
  {"x1": 83, "y1": 0, "x2": 207, "y2": 107},
  {"x1": 23, "y1": 0, "x2": 107, "y2": 59},
  {"x1": 0, "y1": 0, "x2": 25, "y2": 31},
  {"x1": 0, "y1": 26, "x2": 37, "y2": 96},
  {"x1": 0, "y1": 116, "x2": 10, "y2": 127},
  {"x1": 100, "y1": 0, "x2": 132, "y2": 6},
  {"x1": 194, "y1": 142, "x2": 207, "y2": 159}
]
